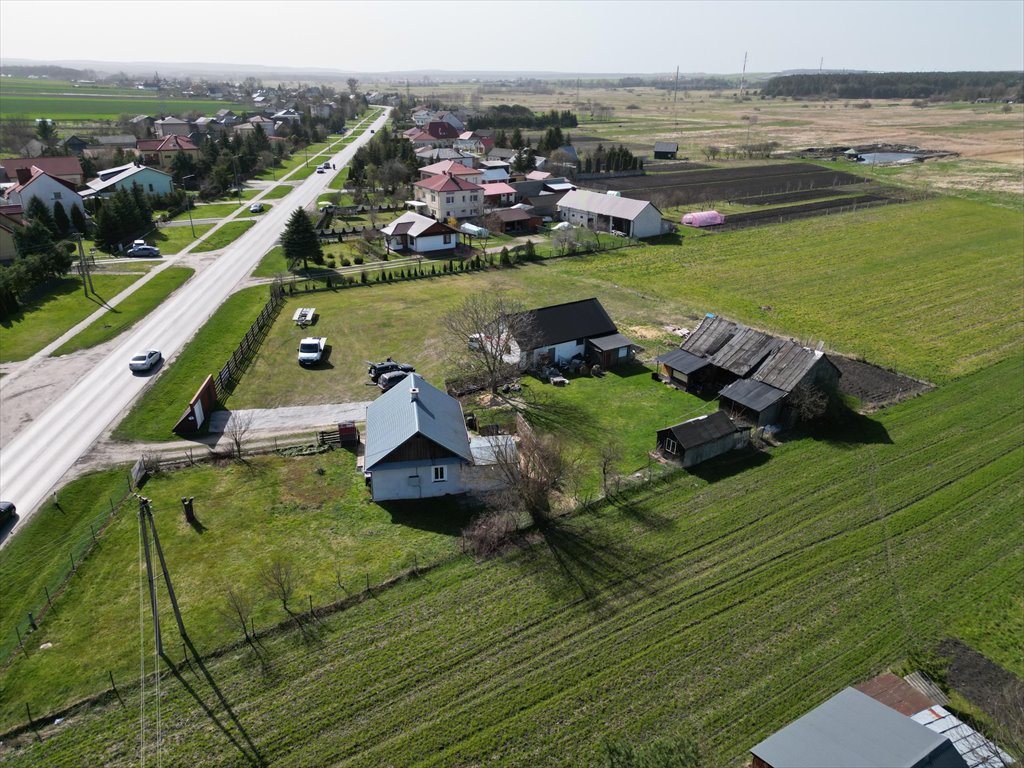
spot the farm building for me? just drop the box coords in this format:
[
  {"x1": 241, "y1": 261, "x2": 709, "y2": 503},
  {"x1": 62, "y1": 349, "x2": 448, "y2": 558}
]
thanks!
[
  {"x1": 718, "y1": 378, "x2": 788, "y2": 427},
  {"x1": 154, "y1": 116, "x2": 191, "y2": 138},
  {"x1": 363, "y1": 374, "x2": 510, "y2": 501},
  {"x1": 751, "y1": 340, "x2": 842, "y2": 395},
  {"x1": 513, "y1": 297, "x2": 638, "y2": 368},
  {"x1": 653, "y1": 141, "x2": 678, "y2": 160},
  {"x1": 83, "y1": 162, "x2": 174, "y2": 198},
  {"x1": 556, "y1": 189, "x2": 669, "y2": 239},
  {"x1": 380, "y1": 212, "x2": 458, "y2": 254},
  {"x1": 681, "y1": 210, "x2": 725, "y2": 227},
  {"x1": 655, "y1": 347, "x2": 714, "y2": 393},
  {"x1": 749, "y1": 687, "x2": 967, "y2": 768},
  {"x1": 488, "y1": 207, "x2": 541, "y2": 235},
  {"x1": 655, "y1": 411, "x2": 747, "y2": 467}
]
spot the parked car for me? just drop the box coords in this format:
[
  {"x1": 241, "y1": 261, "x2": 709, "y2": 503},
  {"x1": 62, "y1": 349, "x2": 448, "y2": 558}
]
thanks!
[
  {"x1": 377, "y1": 370, "x2": 410, "y2": 392},
  {"x1": 322, "y1": 161, "x2": 331, "y2": 169},
  {"x1": 316, "y1": 168, "x2": 326, "y2": 174},
  {"x1": 297, "y1": 337, "x2": 327, "y2": 366},
  {"x1": 127, "y1": 241, "x2": 160, "y2": 257},
  {"x1": 367, "y1": 359, "x2": 415, "y2": 382},
  {"x1": 249, "y1": 203, "x2": 264, "y2": 213},
  {"x1": 0, "y1": 501, "x2": 15, "y2": 524},
  {"x1": 129, "y1": 349, "x2": 162, "y2": 372}
]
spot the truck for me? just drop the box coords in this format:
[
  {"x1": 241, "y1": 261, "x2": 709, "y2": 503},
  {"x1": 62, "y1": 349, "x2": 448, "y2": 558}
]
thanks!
[{"x1": 297, "y1": 337, "x2": 326, "y2": 366}]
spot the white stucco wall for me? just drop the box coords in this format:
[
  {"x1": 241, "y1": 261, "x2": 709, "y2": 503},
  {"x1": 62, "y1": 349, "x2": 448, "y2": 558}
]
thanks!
[{"x1": 369, "y1": 459, "x2": 466, "y2": 501}]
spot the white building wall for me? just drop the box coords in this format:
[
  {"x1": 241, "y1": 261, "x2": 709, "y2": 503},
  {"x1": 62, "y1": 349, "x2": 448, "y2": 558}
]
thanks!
[
  {"x1": 8, "y1": 175, "x2": 84, "y2": 217},
  {"x1": 410, "y1": 232, "x2": 456, "y2": 253},
  {"x1": 370, "y1": 460, "x2": 467, "y2": 501},
  {"x1": 532, "y1": 340, "x2": 584, "y2": 365},
  {"x1": 629, "y1": 205, "x2": 665, "y2": 239}
]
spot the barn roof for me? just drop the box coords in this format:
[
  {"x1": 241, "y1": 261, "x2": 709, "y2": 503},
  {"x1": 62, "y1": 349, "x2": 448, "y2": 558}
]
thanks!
[
  {"x1": 364, "y1": 374, "x2": 472, "y2": 471},
  {"x1": 656, "y1": 348, "x2": 710, "y2": 375},
  {"x1": 708, "y1": 327, "x2": 784, "y2": 376},
  {"x1": 663, "y1": 411, "x2": 741, "y2": 450},
  {"x1": 750, "y1": 688, "x2": 967, "y2": 768},
  {"x1": 752, "y1": 341, "x2": 839, "y2": 393},
  {"x1": 492, "y1": 207, "x2": 534, "y2": 222},
  {"x1": 557, "y1": 189, "x2": 657, "y2": 221},
  {"x1": 719, "y1": 378, "x2": 787, "y2": 413},
  {"x1": 587, "y1": 332, "x2": 635, "y2": 352},
  {"x1": 516, "y1": 297, "x2": 617, "y2": 349},
  {"x1": 679, "y1": 315, "x2": 739, "y2": 357},
  {"x1": 654, "y1": 141, "x2": 679, "y2": 153}
]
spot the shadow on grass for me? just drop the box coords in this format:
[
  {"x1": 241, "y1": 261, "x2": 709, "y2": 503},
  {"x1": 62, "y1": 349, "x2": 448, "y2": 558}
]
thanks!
[
  {"x1": 685, "y1": 445, "x2": 771, "y2": 483},
  {"x1": 0, "y1": 277, "x2": 83, "y2": 328},
  {"x1": 380, "y1": 495, "x2": 483, "y2": 536},
  {"x1": 805, "y1": 408, "x2": 894, "y2": 448},
  {"x1": 606, "y1": 362, "x2": 653, "y2": 379}
]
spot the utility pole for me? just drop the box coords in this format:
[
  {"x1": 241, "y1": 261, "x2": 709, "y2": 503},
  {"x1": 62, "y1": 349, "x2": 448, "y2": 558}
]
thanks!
[
  {"x1": 138, "y1": 497, "x2": 162, "y2": 655},
  {"x1": 673, "y1": 65, "x2": 679, "y2": 123},
  {"x1": 75, "y1": 233, "x2": 93, "y2": 296},
  {"x1": 819, "y1": 57, "x2": 824, "y2": 76},
  {"x1": 146, "y1": 501, "x2": 189, "y2": 642},
  {"x1": 739, "y1": 51, "x2": 748, "y2": 98}
]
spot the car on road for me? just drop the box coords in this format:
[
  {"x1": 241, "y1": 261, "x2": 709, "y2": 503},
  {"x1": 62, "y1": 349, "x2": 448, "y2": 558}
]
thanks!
[
  {"x1": 297, "y1": 336, "x2": 327, "y2": 366},
  {"x1": 127, "y1": 241, "x2": 160, "y2": 257},
  {"x1": 316, "y1": 168, "x2": 326, "y2": 174},
  {"x1": 249, "y1": 203, "x2": 264, "y2": 213},
  {"x1": 129, "y1": 349, "x2": 162, "y2": 372},
  {"x1": 367, "y1": 359, "x2": 415, "y2": 382},
  {"x1": 0, "y1": 501, "x2": 15, "y2": 524},
  {"x1": 377, "y1": 370, "x2": 410, "y2": 392},
  {"x1": 322, "y1": 162, "x2": 332, "y2": 169}
]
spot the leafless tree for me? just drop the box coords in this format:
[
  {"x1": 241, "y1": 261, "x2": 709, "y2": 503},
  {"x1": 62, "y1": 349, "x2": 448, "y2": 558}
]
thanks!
[
  {"x1": 217, "y1": 586, "x2": 255, "y2": 644},
  {"x1": 260, "y1": 558, "x2": 296, "y2": 617},
  {"x1": 378, "y1": 159, "x2": 410, "y2": 193},
  {"x1": 225, "y1": 411, "x2": 255, "y2": 460},
  {"x1": 488, "y1": 424, "x2": 576, "y2": 524},
  {"x1": 442, "y1": 293, "x2": 539, "y2": 394},
  {"x1": 461, "y1": 508, "x2": 521, "y2": 560},
  {"x1": 599, "y1": 440, "x2": 623, "y2": 496},
  {"x1": 789, "y1": 381, "x2": 830, "y2": 422}
]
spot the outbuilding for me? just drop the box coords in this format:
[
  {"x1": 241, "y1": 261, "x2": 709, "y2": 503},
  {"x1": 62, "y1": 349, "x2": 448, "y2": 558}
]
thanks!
[
  {"x1": 556, "y1": 189, "x2": 669, "y2": 239},
  {"x1": 681, "y1": 210, "x2": 725, "y2": 227},
  {"x1": 653, "y1": 141, "x2": 678, "y2": 160},
  {"x1": 718, "y1": 378, "x2": 788, "y2": 427},
  {"x1": 655, "y1": 411, "x2": 747, "y2": 467},
  {"x1": 381, "y1": 211, "x2": 458, "y2": 254}
]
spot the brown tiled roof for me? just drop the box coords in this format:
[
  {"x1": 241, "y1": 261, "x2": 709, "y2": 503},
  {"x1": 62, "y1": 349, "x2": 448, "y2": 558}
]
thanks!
[
  {"x1": 1, "y1": 156, "x2": 83, "y2": 182},
  {"x1": 414, "y1": 173, "x2": 482, "y2": 193},
  {"x1": 855, "y1": 673, "x2": 936, "y2": 717},
  {"x1": 137, "y1": 135, "x2": 197, "y2": 152}
]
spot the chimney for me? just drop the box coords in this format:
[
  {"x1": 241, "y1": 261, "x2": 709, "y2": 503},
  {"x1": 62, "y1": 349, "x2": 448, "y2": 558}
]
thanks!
[{"x1": 409, "y1": 387, "x2": 420, "y2": 402}]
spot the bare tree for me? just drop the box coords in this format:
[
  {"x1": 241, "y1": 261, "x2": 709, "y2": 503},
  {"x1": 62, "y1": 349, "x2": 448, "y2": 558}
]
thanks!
[
  {"x1": 260, "y1": 558, "x2": 296, "y2": 617},
  {"x1": 789, "y1": 381, "x2": 830, "y2": 422},
  {"x1": 599, "y1": 440, "x2": 623, "y2": 496},
  {"x1": 225, "y1": 411, "x2": 255, "y2": 460},
  {"x1": 217, "y1": 586, "x2": 255, "y2": 644},
  {"x1": 442, "y1": 293, "x2": 539, "y2": 394},
  {"x1": 488, "y1": 423, "x2": 575, "y2": 523}
]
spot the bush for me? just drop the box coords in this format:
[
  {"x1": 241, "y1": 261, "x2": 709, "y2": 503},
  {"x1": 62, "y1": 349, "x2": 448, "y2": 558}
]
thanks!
[
  {"x1": 340, "y1": 257, "x2": 351, "y2": 267},
  {"x1": 354, "y1": 256, "x2": 364, "y2": 265}
]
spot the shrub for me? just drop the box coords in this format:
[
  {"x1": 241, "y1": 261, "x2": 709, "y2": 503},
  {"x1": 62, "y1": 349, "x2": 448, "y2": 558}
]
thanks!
[
  {"x1": 340, "y1": 257, "x2": 351, "y2": 267},
  {"x1": 354, "y1": 256, "x2": 364, "y2": 265}
]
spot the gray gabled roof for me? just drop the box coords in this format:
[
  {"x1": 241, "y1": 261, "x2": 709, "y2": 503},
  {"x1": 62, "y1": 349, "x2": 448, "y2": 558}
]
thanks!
[
  {"x1": 656, "y1": 348, "x2": 709, "y2": 375},
  {"x1": 680, "y1": 315, "x2": 739, "y2": 357},
  {"x1": 587, "y1": 332, "x2": 635, "y2": 352},
  {"x1": 719, "y1": 378, "x2": 787, "y2": 412},
  {"x1": 708, "y1": 327, "x2": 784, "y2": 377},
  {"x1": 664, "y1": 411, "x2": 741, "y2": 450},
  {"x1": 557, "y1": 189, "x2": 657, "y2": 221},
  {"x1": 364, "y1": 374, "x2": 472, "y2": 471},
  {"x1": 654, "y1": 141, "x2": 679, "y2": 153},
  {"x1": 750, "y1": 688, "x2": 967, "y2": 768},
  {"x1": 752, "y1": 340, "x2": 839, "y2": 393}
]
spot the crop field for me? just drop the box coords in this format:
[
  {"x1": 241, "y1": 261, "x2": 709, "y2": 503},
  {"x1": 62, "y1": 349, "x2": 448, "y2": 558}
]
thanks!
[{"x1": 2, "y1": 352, "x2": 1020, "y2": 765}]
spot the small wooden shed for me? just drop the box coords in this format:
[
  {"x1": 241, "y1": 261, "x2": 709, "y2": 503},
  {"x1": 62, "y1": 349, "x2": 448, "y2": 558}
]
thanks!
[
  {"x1": 653, "y1": 141, "x2": 679, "y2": 160},
  {"x1": 655, "y1": 411, "x2": 748, "y2": 467}
]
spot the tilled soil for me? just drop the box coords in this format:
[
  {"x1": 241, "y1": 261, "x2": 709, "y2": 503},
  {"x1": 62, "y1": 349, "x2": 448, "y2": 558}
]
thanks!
[
  {"x1": 832, "y1": 354, "x2": 934, "y2": 411},
  {"x1": 938, "y1": 638, "x2": 1024, "y2": 738}
]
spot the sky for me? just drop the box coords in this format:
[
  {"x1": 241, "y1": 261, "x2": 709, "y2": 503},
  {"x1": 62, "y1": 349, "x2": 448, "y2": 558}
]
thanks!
[{"x1": 2, "y1": 0, "x2": 1022, "y2": 75}]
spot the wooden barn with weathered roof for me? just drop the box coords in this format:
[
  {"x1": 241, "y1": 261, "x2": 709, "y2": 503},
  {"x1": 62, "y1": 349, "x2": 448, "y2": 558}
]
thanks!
[{"x1": 655, "y1": 411, "x2": 748, "y2": 467}]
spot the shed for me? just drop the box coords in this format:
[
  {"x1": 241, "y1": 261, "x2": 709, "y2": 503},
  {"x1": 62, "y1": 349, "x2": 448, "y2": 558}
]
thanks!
[
  {"x1": 655, "y1": 411, "x2": 747, "y2": 467},
  {"x1": 679, "y1": 315, "x2": 739, "y2": 357},
  {"x1": 718, "y1": 378, "x2": 787, "y2": 427},
  {"x1": 656, "y1": 347, "x2": 712, "y2": 392},
  {"x1": 653, "y1": 141, "x2": 679, "y2": 160},
  {"x1": 682, "y1": 210, "x2": 725, "y2": 227},
  {"x1": 749, "y1": 687, "x2": 967, "y2": 768},
  {"x1": 586, "y1": 332, "x2": 639, "y2": 368},
  {"x1": 514, "y1": 297, "x2": 635, "y2": 368},
  {"x1": 706, "y1": 327, "x2": 784, "y2": 387},
  {"x1": 490, "y1": 207, "x2": 541, "y2": 235}
]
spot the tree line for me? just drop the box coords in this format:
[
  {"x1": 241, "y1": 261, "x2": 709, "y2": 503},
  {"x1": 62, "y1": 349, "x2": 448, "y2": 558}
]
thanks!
[
  {"x1": 468, "y1": 106, "x2": 578, "y2": 131},
  {"x1": 763, "y1": 71, "x2": 1024, "y2": 102},
  {"x1": 0, "y1": 198, "x2": 80, "y2": 316}
]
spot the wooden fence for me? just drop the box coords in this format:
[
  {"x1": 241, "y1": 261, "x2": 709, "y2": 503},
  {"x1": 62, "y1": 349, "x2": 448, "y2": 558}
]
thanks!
[{"x1": 216, "y1": 281, "x2": 285, "y2": 395}]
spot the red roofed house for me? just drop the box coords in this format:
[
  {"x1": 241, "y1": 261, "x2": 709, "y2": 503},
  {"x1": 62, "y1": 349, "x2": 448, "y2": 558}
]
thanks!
[
  {"x1": 0, "y1": 206, "x2": 26, "y2": 264},
  {"x1": 136, "y1": 135, "x2": 201, "y2": 170},
  {"x1": 481, "y1": 182, "x2": 517, "y2": 208},
  {"x1": 413, "y1": 172, "x2": 484, "y2": 220},
  {"x1": 0, "y1": 156, "x2": 84, "y2": 186},
  {"x1": 419, "y1": 160, "x2": 483, "y2": 184},
  {"x1": 1, "y1": 168, "x2": 85, "y2": 221},
  {"x1": 404, "y1": 121, "x2": 462, "y2": 148}
]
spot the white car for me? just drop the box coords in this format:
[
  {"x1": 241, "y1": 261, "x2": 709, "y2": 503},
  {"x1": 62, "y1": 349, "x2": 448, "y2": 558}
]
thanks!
[
  {"x1": 249, "y1": 203, "x2": 264, "y2": 213},
  {"x1": 129, "y1": 349, "x2": 162, "y2": 372},
  {"x1": 297, "y1": 337, "x2": 326, "y2": 366}
]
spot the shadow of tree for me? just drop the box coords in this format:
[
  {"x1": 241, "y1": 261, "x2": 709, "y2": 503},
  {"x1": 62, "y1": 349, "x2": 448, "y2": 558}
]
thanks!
[
  {"x1": 380, "y1": 496, "x2": 483, "y2": 537},
  {"x1": 805, "y1": 408, "x2": 894, "y2": 448}
]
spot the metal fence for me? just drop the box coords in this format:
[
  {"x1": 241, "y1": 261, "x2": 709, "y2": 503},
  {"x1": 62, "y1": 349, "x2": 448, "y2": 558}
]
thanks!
[{"x1": 215, "y1": 281, "x2": 285, "y2": 396}]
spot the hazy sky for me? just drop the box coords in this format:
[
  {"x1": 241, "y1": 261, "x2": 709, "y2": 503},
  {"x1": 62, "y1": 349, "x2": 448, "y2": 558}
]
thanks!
[{"x1": 2, "y1": 0, "x2": 1022, "y2": 75}]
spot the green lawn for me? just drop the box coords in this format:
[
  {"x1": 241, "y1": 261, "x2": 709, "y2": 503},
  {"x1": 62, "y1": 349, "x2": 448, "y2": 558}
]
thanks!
[
  {"x1": 152, "y1": 223, "x2": 213, "y2": 254},
  {"x1": 328, "y1": 166, "x2": 350, "y2": 190},
  {"x1": 52, "y1": 267, "x2": 194, "y2": 355},
  {"x1": 4, "y1": 353, "x2": 1020, "y2": 765},
  {"x1": 0, "y1": 275, "x2": 142, "y2": 362},
  {"x1": 169, "y1": 202, "x2": 248, "y2": 221},
  {"x1": 0, "y1": 452, "x2": 477, "y2": 731},
  {"x1": 251, "y1": 245, "x2": 288, "y2": 278},
  {"x1": 262, "y1": 184, "x2": 297, "y2": 200},
  {"x1": 192, "y1": 220, "x2": 256, "y2": 253},
  {"x1": 112, "y1": 286, "x2": 273, "y2": 442}
]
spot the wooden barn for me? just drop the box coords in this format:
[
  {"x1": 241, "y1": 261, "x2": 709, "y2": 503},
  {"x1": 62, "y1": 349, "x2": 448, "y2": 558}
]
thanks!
[
  {"x1": 718, "y1": 378, "x2": 788, "y2": 427},
  {"x1": 653, "y1": 141, "x2": 679, "y2": 160},
  {"x1": 656, "y1": 347, "x2": 713, "y2": 393},
  {"x1": 655, "y1": 411, "x2": 748, "y2": 467}
]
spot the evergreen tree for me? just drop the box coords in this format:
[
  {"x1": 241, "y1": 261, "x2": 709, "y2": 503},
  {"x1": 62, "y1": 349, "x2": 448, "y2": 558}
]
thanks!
[
  {"x1": 281, "y1": 207, "x2": 321, "y2": 271},
  {"x1": 69, "y1": 204, "x2": 88, "y2": 235},
  {"x1": 494, "y1": 129, "x2": 509, "y2": 148},
  {"x1": 52, "y1": 200, "x2": 70, "y2": 237},
  {"x1": 510, "y1": 127, "x2": 524, "y2": 149},
  {"x1": 25, "y1": 196, "x2": 58, "y2": 234}
]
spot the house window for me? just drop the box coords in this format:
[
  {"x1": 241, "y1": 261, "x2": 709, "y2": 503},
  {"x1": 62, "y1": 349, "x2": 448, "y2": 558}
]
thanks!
[
  {"x1": 433, "y1": 465, "x2": 447, "y2": 482},
  {"x1": 53, "y1": 191, "x2": 62, "y2": 200},
  {"x1": 443, "y1": 234, "x2": 451, "y2": 244},
  {"x1": 446, "y1": 195, "x2": 454, "y2": 204},
  {"x1": 664, "y1": 438, "x2": 679, "y2": 455},
  {"x1": 148, "y1": 184, "x2": 153, "y2": 191}
]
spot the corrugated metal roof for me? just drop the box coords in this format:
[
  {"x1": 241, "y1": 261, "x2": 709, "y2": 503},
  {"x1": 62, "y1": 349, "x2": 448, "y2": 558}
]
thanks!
[
  {"x1": 653, "y1": 141, "x2": 678, "y2": 152},
  {"x1": 719, "y1": 378, "x2": 787, "y2": 412},
  {"x1": 679, "y1": 315, "x2": 739, "y2": 357},
  {"x1": 587, "y1": 332, "x2": 635, "y2": 352},
  {"x1": 557, "y1": 189, "x2": 655, "y2": 221},
  {"x1": 517, "y1": 298, "x2": 617, "y2": 348},
  {"x1": 708, "y1": 327, "x2": 784, "y2": 376},
  {"x1": 912, "y1": 706, "x2": 1014, "y2": 768},
  {"x1": 752, "y1": 340, "x2": 830, "y2": 393},
  {"x1": 470, "y1": 435, "x2": 515, "y2": 466},
  {"x1": 665, "y1": 411, "x2": 741, "y2": 450},
  {"x1": 750, "y1": 688, "x2": 967, "y2": 768},
  {"x1": 656, "y1": 348, "x2": 709, "y2": 375},
  {"x1": 364, "y1": 374, "x2": 472, "y2": 470}
]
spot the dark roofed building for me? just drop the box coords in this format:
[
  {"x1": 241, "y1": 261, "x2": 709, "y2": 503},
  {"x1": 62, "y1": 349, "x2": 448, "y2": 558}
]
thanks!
[
  {"x1": 752, "y1": 340, "x2": 841, "y2": 394},
  {"x1": 515, "y1": 297, "x2": 636, "y2": 368},
  {"x1": 653, "y1": 141, "x2": 679, "y2": 159},
  {"x1": 679, "y1": 315, "x2": 739, "y2": 357},
  {"x1": 708, "y1": 327, "x2": 784, "y2": 379},
  {"x1": 655, "y1": 411, "x2": 747, "y2": 467},
  {"x1": 718, "y1": 378, "x2": 788, "y2": 427},
  {"x1": 656, "y1": 347, "x2": 713, "y2": 392},
  {"x1": 0, "y1": 156, "x2": 84, "y2": 186},
  {"x1": 749, "y1": 687, "x2": 967, "y2": 768},
  {"x1": 490, "y1": 207, "x2": 541, "y2": 234}
]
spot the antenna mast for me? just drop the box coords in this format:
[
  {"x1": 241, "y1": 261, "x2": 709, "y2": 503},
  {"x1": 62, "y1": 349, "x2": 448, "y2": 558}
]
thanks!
[{"x1": 739, "y1": 51, "x2": 748, "y2": 97}]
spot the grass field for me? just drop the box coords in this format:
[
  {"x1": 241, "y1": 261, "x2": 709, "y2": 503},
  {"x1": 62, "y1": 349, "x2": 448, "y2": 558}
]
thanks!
[
  {"x1": 251, "y1": 245, "x2": 288, "y2": 278},
  {"x1": 152, "y1": 223, "x2": 212, "y2": 254},
  {"x1": 111, "y1": 286, "x2": 274, "y2": 442},
  {"x1": 2, "y1": 352, "x2": 1019, "y2": 764},
  {"x1": 0, "y1": 274, "x2": 142, "y2": 362},
  {"x1": 192, "y1": 221, "x2": 255, "y2": 253},
  {"x1": 170, "y1": 202, "x2": 250, "y2": 221},
  {"x1": 52, "y1": 268, "x2": 194, "y2": 355}
]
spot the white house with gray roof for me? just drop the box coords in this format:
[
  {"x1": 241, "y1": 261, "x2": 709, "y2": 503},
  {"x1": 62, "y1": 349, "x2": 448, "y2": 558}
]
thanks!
[
  {"x1": 363, "y1": 374, "x2": 510, "y2": 501},
  {"x1": 556, "y1": 188, "x2": 668, "y2": 238},
  {"x1": 83, "y1": 163, "x2": 174, "y2": 198}
]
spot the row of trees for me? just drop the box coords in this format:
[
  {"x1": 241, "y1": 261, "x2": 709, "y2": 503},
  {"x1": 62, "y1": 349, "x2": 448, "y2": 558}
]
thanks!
[
  {"x1": 467, "y1": 106, "x2": 577, "y2": 131},
  {"x1": 583, "y1": 144, "x2": 641, "y2": 174},
  {"x1": 0, "y1": 218, "x2": 76, "y2": 316},
  {"x1": 763, "y1": 71, "x2": 1024, "y2": 101},
  {"x1": 91, "y1": 186, "x2": 154, "y2": 251}
]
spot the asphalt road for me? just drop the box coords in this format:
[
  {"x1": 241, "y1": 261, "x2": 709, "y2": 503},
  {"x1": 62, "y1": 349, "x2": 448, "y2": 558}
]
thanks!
[{"x1": 0, "y1": 108, "x2": 390, "y2": 544}]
